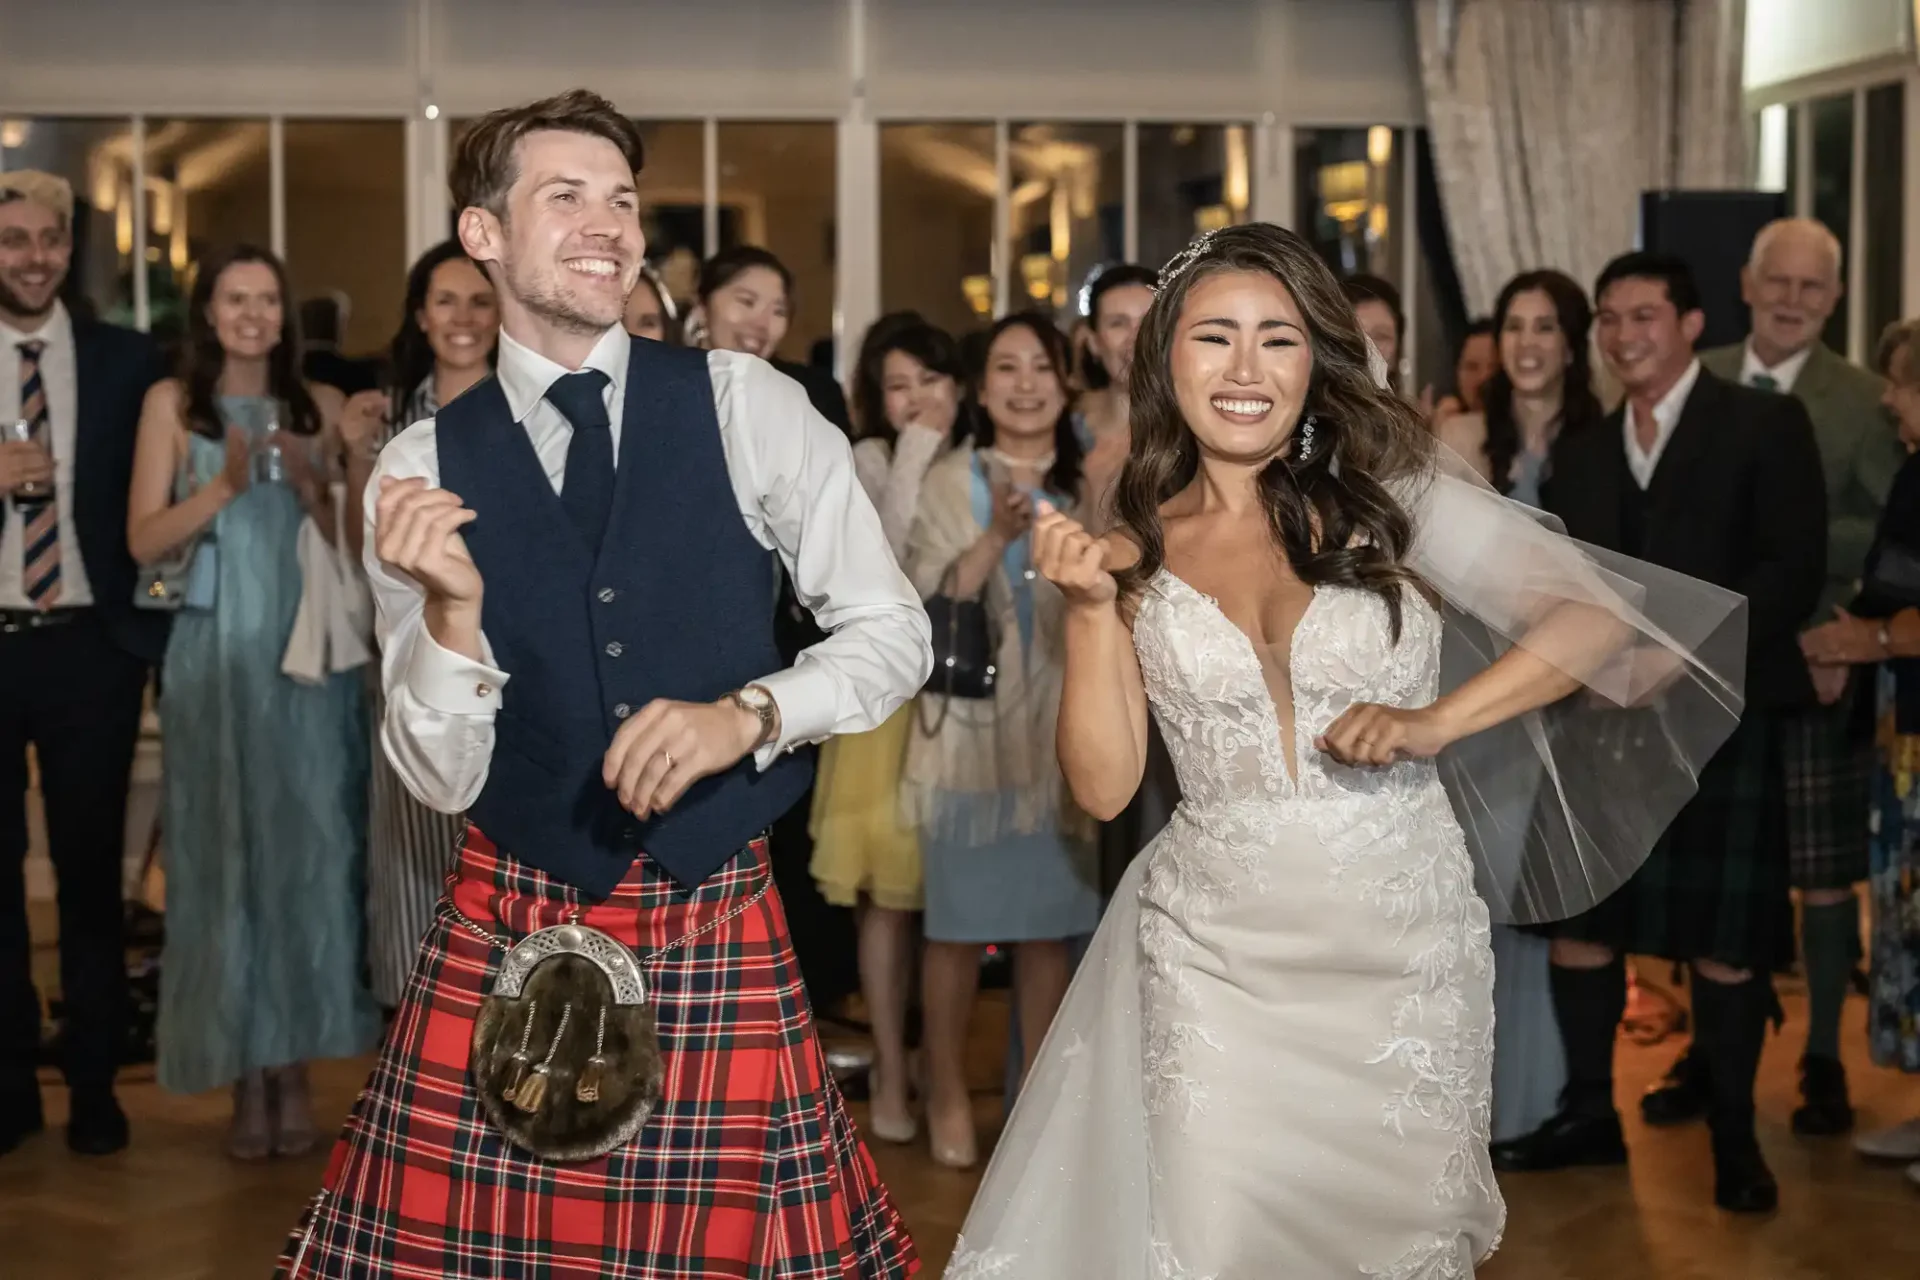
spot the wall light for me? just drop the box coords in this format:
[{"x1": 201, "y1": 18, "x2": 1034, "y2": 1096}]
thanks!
[
  {"x1": 1367, "y1": 125, "x2": 1393, "y2": 167},
  {"x1": 425, "y1": 104, "x2": 441, "y2": 121}
]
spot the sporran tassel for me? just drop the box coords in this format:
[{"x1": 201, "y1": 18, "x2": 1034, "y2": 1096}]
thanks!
[
  {"x1": 576, "y1": 1006, "x2": 609, "y2": 1103},
  {"x1": 501, "y1": 999, "x2": 538, "y2": 1103},
  {"x1": 511, "y1": 1001, "x2": 571, "y2": 1114}
]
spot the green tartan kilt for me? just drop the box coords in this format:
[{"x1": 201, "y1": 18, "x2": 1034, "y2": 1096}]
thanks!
[
  {"x1": 1556, "y1": 713, "x2": 1795, "y2": 971},
  {"x1": 1781, "y1": 696, "x2": 1874, "y2": 890}
]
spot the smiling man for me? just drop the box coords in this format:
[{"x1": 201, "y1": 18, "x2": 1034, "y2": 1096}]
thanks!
[
  {"x1": 278, "y1": 90, "x2": 927, "y2": 1278},
  {"x1": 1501, "y1": 251, "x2": 1827, "y2": 1215}
]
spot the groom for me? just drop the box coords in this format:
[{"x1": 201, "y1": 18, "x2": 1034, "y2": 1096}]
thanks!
[{"x1": 279, "y1": 90, "x2": 929, "y2": 1276}]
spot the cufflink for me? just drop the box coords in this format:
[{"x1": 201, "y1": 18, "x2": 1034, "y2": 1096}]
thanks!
[{"x1": 476, "y1": 682, "x2": 494, "y2": 697}]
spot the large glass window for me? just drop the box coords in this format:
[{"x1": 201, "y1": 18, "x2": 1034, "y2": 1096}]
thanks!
[
  {"x1": 1008, "y1": 122, "x2": 1122, "y2": 320},
  {"x1": 879, "y1": 122, "x2": 996, "y2": 339},
  {"x1": 715, "y1": 122, "x2": 837, "y2": 365},
  {"x1": 142, "y1": 118, "x2": 271, "y2": 349},
  {"x1": 1863, "y1": 83, "x2": 1905, "y2": 354},
  {"x1": 1809, "y1": 93, "x2": 1854, "y2": 356},
  {"x1": 1294, "y1": 126, "x2": 1406, "y2": 286},
  {"x1": 632, "y1": 121, "x2": 706, "y2": 313},
  {"x1": 1137, "y1": 123, "x2": 1253, "y2": 274},
  {"x1": 0, "y1": 116, "x2": 138, "y2": 325},
  {"x1": 284, "y1": 120, "x2": 406, "y2": 359}
]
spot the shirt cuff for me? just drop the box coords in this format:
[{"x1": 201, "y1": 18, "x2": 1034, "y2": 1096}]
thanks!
[
  {"x1": 750, "y1": 664, "x2": 839, "y2": 769},
  {"x1": 404, "y1": 627, "x2": 510, "y2": 715}
]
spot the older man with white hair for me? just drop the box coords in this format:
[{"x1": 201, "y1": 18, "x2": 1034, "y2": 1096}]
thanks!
[{"x1": 1638, "y1": 216, "x2": 1898, "y2": 1141}]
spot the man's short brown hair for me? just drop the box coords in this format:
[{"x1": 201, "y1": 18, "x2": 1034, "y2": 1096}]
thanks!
[{"x1": 450, "y1": 89, "x2": 645, "y2": 220}]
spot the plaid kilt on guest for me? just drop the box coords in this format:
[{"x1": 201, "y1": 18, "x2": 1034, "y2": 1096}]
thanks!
[
  {"x1": 1781, "y1": 695, "x2": 1874, "y2": 890},
  {"x1": 277, "y1": 827, "x2": 919, "y2": 1279},
  {"x1": 1557, "y1": 714, "x2": 1795, "y2": 972}
]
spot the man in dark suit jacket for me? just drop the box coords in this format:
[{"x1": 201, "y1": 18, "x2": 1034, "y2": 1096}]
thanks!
[
  {"x1": 0, "y1": 171, "x2": 167, "y2": 1157},
  {"x1": 1492, "y1": 252, "x2": 1827, "y2": 1214}
]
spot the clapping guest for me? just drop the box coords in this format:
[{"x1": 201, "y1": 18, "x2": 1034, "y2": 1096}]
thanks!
[
  {"x1": 0, "y1": 170, "x2": 165, "y2": 1158},
  {"x1": 339, "y1": 241, "x2": 500, "y2": 1011},
  {"x1": 127, "y1": 245, "x2": 379, "y2": 1160},
  {"x1": 901, "y1": 313, "x2": 1098, "y2": 1168},
  {"x1": 810, "y1": 316, "x2": 965, "y2": 1144}
]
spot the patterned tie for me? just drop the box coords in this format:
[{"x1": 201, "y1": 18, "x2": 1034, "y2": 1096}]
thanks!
[
  {"x1": 546, "y1": 369, "x2": 615, "y2": 548},
  {"x1": 15, "y1": 340, "x2": 59, "y2": 609},
  {"x1": 1750, "y1": 372, "x2": 1779, "y2": 393}
]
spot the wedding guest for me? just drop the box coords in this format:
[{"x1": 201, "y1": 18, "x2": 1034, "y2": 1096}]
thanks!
[
  {"x1": 1431, "y1": 318, "x2": 1497, "y2": 423},
  {"x1": 127, "y1": 244, "x2": 379, "y2": 1160},
  {"x1": 622, "y1": 262, "x2": 680, "y2": 345},
  {"x1": 1343, "y1": 273, "x2": 1405, "y2": 392},
  {"x1": 0, "y1": 170, "x2": 165, "y2": 1158},
  {"x1": 902, "y1": 312, "x2": 1098, "y2": 1168}
]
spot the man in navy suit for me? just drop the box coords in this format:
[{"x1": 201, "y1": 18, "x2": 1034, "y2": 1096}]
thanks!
[{"x1": 0, "y1": 170, "x2": 166, "y2": 1157}]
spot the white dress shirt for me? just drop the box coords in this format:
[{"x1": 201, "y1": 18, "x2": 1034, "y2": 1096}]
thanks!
[
  {"x1": 366, "y1": 323, "x2": 932, "y2": 814},
  {"x1": 1623, "y1": 357, "x2": 1702, "y2": 490},
  {"x1": 0, "y1": 301, "x2": 94, "y2": 607},
  {"x1": 1738, "y1": 340, "x2": 1814, "y2": 394}
]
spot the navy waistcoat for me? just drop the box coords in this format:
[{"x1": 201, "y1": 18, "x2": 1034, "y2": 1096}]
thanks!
[{"x1": 436, "y1": 337, "x2": 812, "y2": 897}]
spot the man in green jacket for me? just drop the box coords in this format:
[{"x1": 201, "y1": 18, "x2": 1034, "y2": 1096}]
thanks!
[{"x1": 1642, "y1": 216, "x2": 1897, "y2": 1138}]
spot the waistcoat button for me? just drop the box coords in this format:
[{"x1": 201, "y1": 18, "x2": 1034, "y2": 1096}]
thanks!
[
  {"x1": 614, "y1": 703, "x2": 632, "y2": 719},
  {"x1": 605, "y1": 641, "x2": 624, "y2": 658},
  {"x1": 598, "y1": 587, "x2": 616, "y2": 603}
]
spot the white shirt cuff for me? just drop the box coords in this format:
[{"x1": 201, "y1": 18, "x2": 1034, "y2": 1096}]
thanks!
[
  {"x1": 751, "y1": 664, "x2": 839, "y2": 769},
  {"x1": 404, "y1": 627, "x2": 510, "y2": 715}
]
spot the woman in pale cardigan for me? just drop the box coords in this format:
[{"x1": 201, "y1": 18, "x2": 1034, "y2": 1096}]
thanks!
[{"x1": 901, "y1": 312, "x2": 1099, "y2": 1169}]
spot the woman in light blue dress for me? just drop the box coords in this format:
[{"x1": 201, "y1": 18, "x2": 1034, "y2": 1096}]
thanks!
[
  {"x1": 1437, "y1": 269, "x2": 1603, "y2": 1140},
  {"x1": 901, "y1": 313, "x2": 1100, "y2": 1169},
  {"x1": 127, "y1": 245, "x2": 378, "y2": 1160}
]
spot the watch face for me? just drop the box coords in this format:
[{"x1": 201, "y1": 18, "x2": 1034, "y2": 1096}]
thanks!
[{"x1": 739, "y1": 686, "x2": 773, "y2": 712}]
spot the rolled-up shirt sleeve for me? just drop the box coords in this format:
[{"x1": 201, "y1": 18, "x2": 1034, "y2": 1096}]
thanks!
[
  {"x1": 707, "y1": 352, "x2": 934, "y2": 769},
  {"x1": 363, "y1": 417, "x2": 509, "y2": 812}
]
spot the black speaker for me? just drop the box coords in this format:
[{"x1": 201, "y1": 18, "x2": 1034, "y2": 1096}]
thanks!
[{"x1": 1638, "y1": 190, "x2": 1789, "y2": 349}]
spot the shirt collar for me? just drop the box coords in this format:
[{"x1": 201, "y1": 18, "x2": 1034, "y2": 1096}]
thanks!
[
  {"x1": 0, "y1": 299, "x2": 71, "y2": 354},
  {"x1": 494, "y1": 321, "x2": 630, "y2": 424},
  {"x1": 1739, "y1": 340, "x2": 1814, "y2": 393}
]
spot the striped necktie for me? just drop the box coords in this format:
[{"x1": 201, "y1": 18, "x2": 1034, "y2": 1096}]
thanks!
[{"x1": 15, "y1": 340, "x2": 60, "y2": 609}]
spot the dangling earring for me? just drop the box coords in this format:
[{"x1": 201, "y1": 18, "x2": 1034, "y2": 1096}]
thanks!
[{"x1": 1296, "y1": 414, "x2": 1317, "y2": 462}]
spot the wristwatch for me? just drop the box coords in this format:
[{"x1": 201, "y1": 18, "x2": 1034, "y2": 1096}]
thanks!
[{"x1": 727, "y1": 684, "x2": 780, "y2": 750}]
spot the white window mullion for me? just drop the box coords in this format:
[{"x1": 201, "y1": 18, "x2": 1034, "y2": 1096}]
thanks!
[
  {"x1": 268, "y1": 115, "x2": 286, "y2": 260},
  {"x1": 993, "y1": 119, "x2": 1010, "y2": 318},
  {"x1": 1847, "y1": 86, "x2": 1868, "y2": 363},
  {"x1": 131, "y1": 114, "x2": 149, "y2": 332},
  {"x1": 1123, "y1": 119, "x2": 1139, "y2": 266},
  {"x1": 702, "y1": 117, "x2": 720, "y2": 257}
]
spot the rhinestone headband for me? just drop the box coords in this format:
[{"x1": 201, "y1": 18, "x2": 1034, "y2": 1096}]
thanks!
[{"x1": 1154, "y1": 227, "x2": 1227, "y2": 293}]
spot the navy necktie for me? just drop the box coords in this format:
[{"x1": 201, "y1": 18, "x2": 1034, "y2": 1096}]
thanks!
[{"x1": 547, "y1": 369, "x2": 614, "y2": 547}]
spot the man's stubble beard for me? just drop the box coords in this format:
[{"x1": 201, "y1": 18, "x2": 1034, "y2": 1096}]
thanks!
[
  {"x1": 0, "y1": 275, "x2": 60, "y2": 324},
  {"x1": 505, "y1": 255, "x2": 617, "y2": 337}
]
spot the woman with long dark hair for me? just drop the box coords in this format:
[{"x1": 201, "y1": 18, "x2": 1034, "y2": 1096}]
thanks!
[
  {"x1": 337, "y1": 240, "x2": 499, "y2": 1010},
  {"x1": 900, "y1": 311, "x2": 1095, "y2": 1169},
  {"x1": 127, "y1": 244, "x2": 379, "y2": 1159},
  {"x1": 809, "y1": 315, "x2": 965, "y2": 1145},
  {"x1": 1438, "y1": 269, "x2": 1602, "y2": 501},
  {"x1": 943, "y1": 225, "x2": 1747, "y2": 1276}
]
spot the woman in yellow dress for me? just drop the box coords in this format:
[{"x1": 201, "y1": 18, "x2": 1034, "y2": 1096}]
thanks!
[{"x1": 810, "y1": 316, "x2": 966, "y2": 1142}]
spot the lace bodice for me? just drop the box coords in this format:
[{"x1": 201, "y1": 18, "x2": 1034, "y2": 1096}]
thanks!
[{"x1": 1134, "y1": 570, "x2": 1445, "y2": 815}]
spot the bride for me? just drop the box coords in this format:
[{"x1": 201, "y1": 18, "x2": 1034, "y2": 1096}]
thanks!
[{"x1": 943, "y1": 224, "x2": 1746, "y2": 1278}]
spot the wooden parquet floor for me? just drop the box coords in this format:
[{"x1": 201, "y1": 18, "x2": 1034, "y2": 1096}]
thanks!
[{"x1": 3, "y1": 987, "x2": 1917, "y2": 1278}]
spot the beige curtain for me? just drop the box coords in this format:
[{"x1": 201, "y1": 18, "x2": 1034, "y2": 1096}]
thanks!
[{"x1": 1416, "y1": 0, "x2": 1749, "y2": 317}]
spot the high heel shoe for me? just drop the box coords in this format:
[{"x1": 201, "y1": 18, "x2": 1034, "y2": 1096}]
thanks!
[
  {"x1": 269, "y1": 1064, "x2": 318, "y2": 1158},
  {"x1": 228, "y1": 1072, "x2": 272, "y2": 1162}
]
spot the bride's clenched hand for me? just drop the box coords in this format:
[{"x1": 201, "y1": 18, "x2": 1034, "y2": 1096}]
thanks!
[
  {"x1": 1033, "y1": 500, "x2": 1117, "y2": 609},
  {"x1": 1315, "y1": 702, "x2": 1458, "y2": 768}
]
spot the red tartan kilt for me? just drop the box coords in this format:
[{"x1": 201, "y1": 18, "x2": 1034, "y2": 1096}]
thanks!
[{"x1": 278, "y1": 827, "x2": 919, "y2": 1278}]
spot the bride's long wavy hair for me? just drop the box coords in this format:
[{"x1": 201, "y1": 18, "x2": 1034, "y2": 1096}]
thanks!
[{"x1": 1112, "y1": 224, "x2": 1434, "y2": 640}]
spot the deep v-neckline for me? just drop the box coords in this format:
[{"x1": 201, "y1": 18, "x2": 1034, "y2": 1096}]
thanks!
[{"x1": 1155, "y1": 568, "x2": 1321, "y2": 793}]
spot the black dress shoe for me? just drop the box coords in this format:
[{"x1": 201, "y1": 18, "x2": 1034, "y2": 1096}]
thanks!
[
  {"x1": 1640, "y1": 1046, "x2": 1710, "y2": 1126},
  {"x1": 66, "y1": 1092, "x2": 129, "y2": 1156},
  {"x1": 1710, "y1": 1129, "x2": 1778, "y2": 1213},
  {"x1": 1790, "y1": 1054, "x2": 1854, "y2": 1137},
  {"x1": 1490, "y1": 1108, "x2": 1628, "y2": 1173},
  {"x1": 0, "y1": 1093, "x2": 45, "y2": 1157}
]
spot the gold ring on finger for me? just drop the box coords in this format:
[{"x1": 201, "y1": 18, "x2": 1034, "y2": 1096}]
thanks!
[{"x1": 663, "y1": 750, "x2": 675, "y2": 770}]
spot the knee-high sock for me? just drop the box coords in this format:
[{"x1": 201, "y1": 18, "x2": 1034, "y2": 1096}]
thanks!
[
  {"x1": 1549, "y1": 956, "x2": 1627, "y2": 1115},
  {"x1": 1691, "y1": 970, "x2": 1775, "y2": 1132},
  {"x1": 1800, "y1": 896, "x2": 1859, "y2": 1061}
]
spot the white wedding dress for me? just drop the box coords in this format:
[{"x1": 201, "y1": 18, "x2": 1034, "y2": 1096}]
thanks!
[{"x1": 947, "y1": 568, "x2": 1501, "y2": 1279}]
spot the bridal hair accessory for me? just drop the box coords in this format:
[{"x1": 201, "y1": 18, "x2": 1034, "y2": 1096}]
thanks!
[{"x1": 1155, "y1": 227, "x2": 1227, "y2": 293}]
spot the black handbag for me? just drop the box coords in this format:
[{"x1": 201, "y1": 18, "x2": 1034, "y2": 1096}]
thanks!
[{"x1": 918, "y1": 564, "x2": 997, "y2": 735}]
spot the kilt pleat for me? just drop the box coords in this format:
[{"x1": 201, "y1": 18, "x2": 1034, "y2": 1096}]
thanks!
[
  {"x1": 1781, "y1": 696, "x2": 1874, "y2": 891},
  {"x1": 278, "y1": 827, "x2": 919, "y2": 1279}
]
